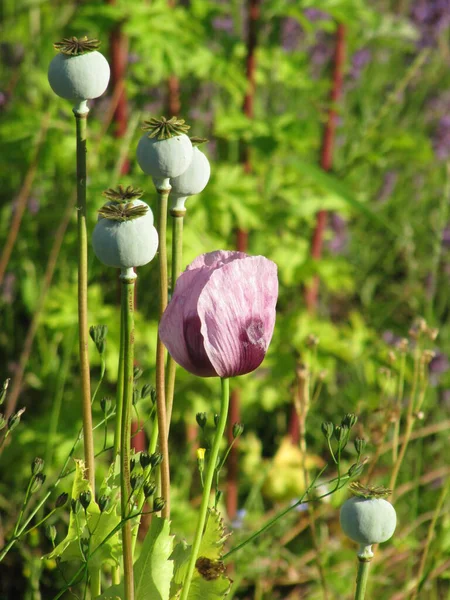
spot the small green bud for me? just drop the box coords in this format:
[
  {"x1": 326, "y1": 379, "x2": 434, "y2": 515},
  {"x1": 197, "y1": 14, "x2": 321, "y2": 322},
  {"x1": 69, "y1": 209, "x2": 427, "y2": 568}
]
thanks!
[
  {"x1": 130, "y1": 457, "x2": 136, "y2": 472},
  {"x1": 98, "y1": 495, "x2": 111, "y2": 512},
  {"x1": 8, "y1": 407, "x2": 25, "y2": 432},
  {"x1": 100, "y1": 396, "x2": 112, "y2": 414},
  {"x1": 46, "y1": 525, "x2": 57, "y2": 544},
  {"x1": 153, "y1": 497, "x2": 165, "y2": 512},
  {"x1": 55, "y1": 492, "x2": 69, "y2": 508},
  {"x1": 341, "y1": 413, "x2": 358, "y2": 429},
  {"x1": 150, "y1": 452, "x2": 163, "y2": 468},
  {"x1": 31, "y1": 457, "x2": 45, "y2": 476},
  {"x1": 80, "y1": 537, "x2": 90, "y2": 555},
  {"x1": 196, "y1": 412, "x2": 207, "y2": 429},
  {"x1": 130, "y1": 474, "x2": 144, "y2": 491},
  {"x1": 31, "y1": 473, "x2": 46, "y2": 494},
  {"x1": 144, "y1": 481, "x2": 157, "y2": 498},
  {"x1": 348, "y1": 462, "x2": 365, "y2": 478},
  {"x1": 0, "y1": 414, "x2": 6, "y2": 430},
  {"x1": 71, "y1": 499, "x2": 81, "y2": 514},
  {"x1": 150, "y1": 388, "x2": 157, "y2": 405},
  {"x1": 140, "y1": 451, "x2": 152, "y2": 469},
  {"x1": 89, "y1": 325, "x2": 108, "y2": 355},
  {"x1": 0, "y1": 379, "x2": 10, "y2": 405},
  {"x1": 79, "y1": 491, "x2": 91, "y2": 510},
  {"x1": 214, "y1": 414, "x2": 220, "y2": 428},
  {"x1": 232, "y1": 422, "x2": 244, "y2": 439},
  {"x1": 132, "y1": 388, "x2": 140, "y2": 406},
  {"x1": 334, "y1": 426, "x2": 343, "y2": 442},
  {"x1": 354, "y1": 438, "x2": 366, "y2": 455},
  {"x1": 321, "y1": 422, "x2": 334, "y2": 440},
  {"x1": 141, "y1": 383, "x2": 154, "y2": 400},
  {"x1": 133, "y1": 367, "x2": 143, "y2": 380}
]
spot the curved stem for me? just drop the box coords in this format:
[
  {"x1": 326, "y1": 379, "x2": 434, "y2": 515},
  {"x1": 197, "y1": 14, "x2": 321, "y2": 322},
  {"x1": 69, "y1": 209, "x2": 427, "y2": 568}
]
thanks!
[
  {"x1": 155, "y1": 185, "x2": 171, "y2": 517},
  {"x1": 120, "y1": 271, "x2": 136, "y2": 600},
  {"x1": 74, "y1": 107, "x2": 95, "y2": 493},
  {"x1": 354, "y1": 558, "x2": 371, "y2": 600},
  {"x1": 166, "y1": 209, "x2": 185, "y2": 431},
  {"x1": 180, "y1": 378, "x2": 230, "y2": 600}
]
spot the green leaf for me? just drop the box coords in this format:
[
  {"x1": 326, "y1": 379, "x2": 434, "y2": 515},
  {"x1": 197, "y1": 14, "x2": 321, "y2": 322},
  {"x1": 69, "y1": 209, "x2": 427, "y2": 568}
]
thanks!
[{"x1": 100, "y1": 517, "x2": 174, "y2": 600}]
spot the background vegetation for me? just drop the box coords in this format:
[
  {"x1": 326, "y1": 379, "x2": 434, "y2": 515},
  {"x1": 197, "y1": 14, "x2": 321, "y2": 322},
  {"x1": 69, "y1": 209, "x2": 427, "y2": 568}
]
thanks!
[{"x1": 0, "y1": 0, "x2": 449, "y2": 598}]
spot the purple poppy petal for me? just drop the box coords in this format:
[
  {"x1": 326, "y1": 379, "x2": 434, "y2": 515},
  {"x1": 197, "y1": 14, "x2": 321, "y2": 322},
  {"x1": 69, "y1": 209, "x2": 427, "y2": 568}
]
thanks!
[
  {"x1": 186, "y1": 249, "x2": 247, "y2": 272},
  {"x1": 197, "y1": 256, "x2": 278, "y2": 378}
]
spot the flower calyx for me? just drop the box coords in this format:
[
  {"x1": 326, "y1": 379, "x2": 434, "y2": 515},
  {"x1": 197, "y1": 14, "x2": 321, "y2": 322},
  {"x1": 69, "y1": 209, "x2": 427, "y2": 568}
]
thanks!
[
  {"x1": 53, "y1": 36, "x2": 101, "y2": 56},
  {"x1": 349, "y1": 481, "x2": 391, "y2": 499},
  {"x1": 142, "y1": 116, "x2": 190, "y2": 140},
  {"x1": 102, "y1": 185, "x2": 144, "y2": 203},
  {"x1": 98, "y1": 202, "x2": 148, "y2": 222}
]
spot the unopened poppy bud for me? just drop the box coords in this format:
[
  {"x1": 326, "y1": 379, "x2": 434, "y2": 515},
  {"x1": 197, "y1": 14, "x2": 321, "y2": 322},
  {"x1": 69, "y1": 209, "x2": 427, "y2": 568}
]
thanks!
[
  {"x1": 98, "y1": 495, "x2": 110, "y2": 512},
  {"x1": 130, "y1": 457, "x2": 136, "y2": 472},
  {"x1": 71, "y1": 499, "x2": 81, "y2": 514},
  {"x1": 79, "y1": 491, "x2": 91, "y2": 510},
  {"x1": 55, "y1": 492, "x2": 69, "y2": 508},
  {"x1": 89, "y1": 325, "x2": 108, "y2": 355},
  {"x1": 354, "y1": 438, "x2": 366, "y2": 455},
  {"x1": 31, "y1": 457, "x2": 45, "y2": 476},
  {"x1": 348, "y1": 463, "x2": 365, "y2": 478},
  {"x1": 153, "y1": 497, "x2": 166, "y2": 512},
  {"x1": 100, "y1": 397, "x2": 112, "y2": 414},
  {"x1": 0, "y1": 414, "x2": 6, "y2": 430},
  {"x1": 196, "y1": 412, "x2": 207, "y2": 429},
  {"x1": 0, "y1": 379, "x2": 10, "y2": 405},
  {"x1": 8, "y1": 407, "x2": 25, "y2": 432},
  {"x1": 140, "y1": 451, "x2": 152, "y2": 469},
  {"x1": 321, "y1": 422, "x2": 334, "y2": 440},
  {"x1": 46, "y1": 525, "x2": 57, "y2": 544},
  {"x1": 150, "y1": 452, "x2": 163, "y2": 468},
  {"x1": 130, "y1": 474, "x2": 143, "y2": 491},
  {"x1": 232, "y1": 423, "x2": 244, "y2": 439},
  {"x1": 144, "y1": 481, "x2": 157, "y2": 498},
  {"x1": 133, "y1": 367, "x2": 143, "y2": 381},
  {"x1": 31, "y1": 473, "x2": 46, "y2": 494},
  {"x1": 214, "y1": 414, "x2": 220, "y2": 428},
  {"x1": 334, "y1": 426, "x2": 344, "y2": 442},
  {"x1": 141, "y1": 383, "x2": 153, "y2": 400},
  {"x1": 341, "y1": 414, "x2": 358, "y2": 429}
]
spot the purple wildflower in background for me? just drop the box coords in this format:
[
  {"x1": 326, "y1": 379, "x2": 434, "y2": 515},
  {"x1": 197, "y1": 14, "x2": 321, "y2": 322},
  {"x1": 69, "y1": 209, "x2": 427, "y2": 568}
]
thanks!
[
  {"x1": 350, "y1": 48, "x2": 371, "y2": 80},
  {"x1": 127, "y1": 53, "x2": 140, "y2": 65},
  {"x1": 382, "y1": 331, "x2": 403, "y2": 346},
  {"x1": 212, "y1": 16, "x2": 234, "y2": 34},
  {"x1": 303, "y1": 8, "x2": 330, "y2": 22},
  {"x1": 1, "y1": 273, "x2": 16, "y2": 304},
  {"x1": 377, "y1": 171, "x2": 398, "y2": 203},
  {"x1": 411, "y1": 0, "x2": 450, "y2": 46},
  {"x1": 0, "y1": 91, "x2": 6, "y2": 108},
  {"x1": 429, "y1": 351, "x2": 449, "y2": 386},
  {"x1": 28, "y1": 196, "x2": 40, "y2": 215},
  {"x1": 231, "y1": 508, "x2": 247, "y2": 529},
  {"x1": 328, "y1": 213, "x2": 349, "y2": 255},
  {"x1": 432, "y1": 115, "x2": 450, "y2": 160},
  {"x1": 281, "y1": 18, "x2": 302, "y2": 52},
  {"x1": 442, "y1": 226, "x2": 450, "y2": 248}
]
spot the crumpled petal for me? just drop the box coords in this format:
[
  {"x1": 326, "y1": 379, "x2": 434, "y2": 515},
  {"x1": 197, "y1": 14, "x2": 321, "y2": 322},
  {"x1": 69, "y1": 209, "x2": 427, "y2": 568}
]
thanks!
[{"x1": 198, "y1": 256, "x2": 278, "y2": 377}]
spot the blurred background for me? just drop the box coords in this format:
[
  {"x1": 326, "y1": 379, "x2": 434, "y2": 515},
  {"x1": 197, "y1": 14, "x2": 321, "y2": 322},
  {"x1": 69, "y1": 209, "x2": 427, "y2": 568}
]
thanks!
[{"x1": 0, "y1": 0, "x2": 450, "y2": 598}]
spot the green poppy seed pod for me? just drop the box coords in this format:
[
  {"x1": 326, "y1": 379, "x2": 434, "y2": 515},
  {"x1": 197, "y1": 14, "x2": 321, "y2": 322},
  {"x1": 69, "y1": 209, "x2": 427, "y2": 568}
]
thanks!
[
  {"x1": 170, "y1": 147, "x2": 211, "y2": 211},
  {"x1": 48, "y1": 51, "x2": 110, "y2": 104},
  {"x1": 92, "y1": 200, "x2": 158, "y2": 269},
  {"x1": 136, "y1": 134, "x2": 193, "y2": 184},
  {"x1": 340, "y1": 496, "x2": 397, "y2": 558}
]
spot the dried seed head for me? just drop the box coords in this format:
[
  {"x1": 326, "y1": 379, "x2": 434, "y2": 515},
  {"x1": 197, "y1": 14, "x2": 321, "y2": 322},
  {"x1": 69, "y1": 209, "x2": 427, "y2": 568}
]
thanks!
[
  {"x1": 349, "y1": 481, "x2": 391, "y2": 499},
  {"x1": 98, "y1": 202, "x2": 149, "y2": 222},
  {"x1": 102, "y1": 185, "x2": 144, "y2": 203},
  {"x1": 53, "y1": 36, "x2": 101, "y2": 56}
]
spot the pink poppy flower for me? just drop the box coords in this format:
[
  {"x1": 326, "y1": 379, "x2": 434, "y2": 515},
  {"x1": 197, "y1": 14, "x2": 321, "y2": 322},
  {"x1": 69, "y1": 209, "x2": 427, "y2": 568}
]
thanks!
[{"x1": 159, "y1": 250, "x2": 278, "y2": 378}]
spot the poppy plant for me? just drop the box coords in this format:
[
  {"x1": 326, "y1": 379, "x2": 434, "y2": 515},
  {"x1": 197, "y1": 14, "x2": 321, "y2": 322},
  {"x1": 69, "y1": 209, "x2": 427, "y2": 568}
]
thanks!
[{"x1": 159, "y1": 250, "x2": 278, "y2": 378}]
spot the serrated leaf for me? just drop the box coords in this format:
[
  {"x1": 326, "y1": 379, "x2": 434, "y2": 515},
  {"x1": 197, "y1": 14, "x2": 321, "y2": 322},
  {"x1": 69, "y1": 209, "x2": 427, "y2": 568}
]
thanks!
[
  {"x1": 100, "y1": 517, "x2": 174, "y2": 600},
  {"x1": 198, "y1": 509, "x2": 230, "y2": 561}
]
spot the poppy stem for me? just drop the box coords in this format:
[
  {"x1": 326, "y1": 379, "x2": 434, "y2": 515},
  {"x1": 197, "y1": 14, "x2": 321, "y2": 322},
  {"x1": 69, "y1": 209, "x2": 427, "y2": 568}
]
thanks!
[
  {"x1": 119, "y1": 268, "x2": 136, "y2": 600},
  {"x1": 155, "y1": 185, "x2": 171, "y2": 518},
  {"x1": 73, "y1": 104, "x2": 95, "y2": 493},
  {"x1": 180, "y1": 377, "x2": 230, "y2": 600},
  {"x1": 354, "y1": 557, "x2": 371, "y2": 600},
  {"x1": 166, "y1": 207, "x2": 185, "y2": 432}
]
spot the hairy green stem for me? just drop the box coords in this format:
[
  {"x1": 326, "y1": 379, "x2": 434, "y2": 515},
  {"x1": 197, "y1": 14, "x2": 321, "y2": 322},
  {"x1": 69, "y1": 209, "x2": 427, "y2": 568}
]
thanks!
[
  {"x1": 354, "y1": 558, "x2": 371, "y2": 600},
  {"x1": 166, "y1": 209, "x2": 185, "y2": 432},
  {"x1": 114, "y1": 304, "x2": 125, "y2": 457},
  {"x1": 154, "y1": 185, "x2": 171, "y2": 517},
  {"x1": 180, "y1": 378, "x2": 230, "y2": 600},
  {"x1": 120, "y1": 270, "x2": 136, "y2": 600},
  {"x1": 74, "y1": 105, "x2": 95, "y2": 493}
]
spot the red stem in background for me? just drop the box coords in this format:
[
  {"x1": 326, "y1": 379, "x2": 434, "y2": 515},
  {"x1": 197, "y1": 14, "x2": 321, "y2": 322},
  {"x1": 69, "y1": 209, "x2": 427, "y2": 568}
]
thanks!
[
  {"x1": 304, "y1": 23, "x2": 346, "y2": 314},
  {"x1": 167, "y1": 0, "x2": 181, "y2": 115}
]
